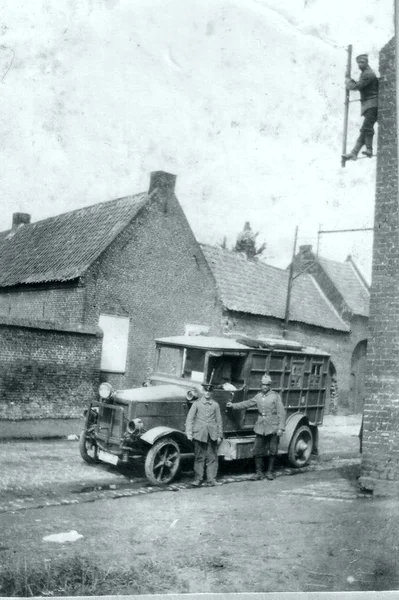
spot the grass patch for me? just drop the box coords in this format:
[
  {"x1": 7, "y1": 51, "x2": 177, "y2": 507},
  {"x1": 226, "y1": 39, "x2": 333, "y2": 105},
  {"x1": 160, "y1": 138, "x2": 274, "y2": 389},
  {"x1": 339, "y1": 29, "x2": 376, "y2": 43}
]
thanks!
[{"x1": 0, "y1": 555, "x2": 187, "y2": 596}]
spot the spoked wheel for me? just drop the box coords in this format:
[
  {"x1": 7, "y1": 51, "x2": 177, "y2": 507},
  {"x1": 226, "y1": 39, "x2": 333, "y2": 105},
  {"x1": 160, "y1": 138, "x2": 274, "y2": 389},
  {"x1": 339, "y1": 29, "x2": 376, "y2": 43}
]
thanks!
[
  {"x1": 79, "y1": 430, "x2": 99, "y2": 464},
  {"x1": 144, "y1": 438, "x2": 181, "y2": 485},
  {"x1": 288, "y1": 425, "x2": 313, "y2": 467}
]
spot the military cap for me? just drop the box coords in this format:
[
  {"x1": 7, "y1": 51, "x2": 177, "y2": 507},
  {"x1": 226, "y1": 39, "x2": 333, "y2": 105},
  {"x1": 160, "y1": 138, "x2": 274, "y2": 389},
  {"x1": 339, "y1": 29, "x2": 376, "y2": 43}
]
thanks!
[
  {"x1": 356, "y1": 54, "x2": 368, "y2": 61},
  {"x1": 261, "y1": 374, "x2": 272, "y2": 385},
  {"x1": 202, "y1": 382, "x2": 214, "y2": 390}
]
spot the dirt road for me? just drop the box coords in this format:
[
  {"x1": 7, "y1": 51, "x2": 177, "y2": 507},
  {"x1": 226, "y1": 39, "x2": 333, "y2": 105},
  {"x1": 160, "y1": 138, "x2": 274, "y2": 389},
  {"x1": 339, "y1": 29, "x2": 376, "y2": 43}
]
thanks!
[
  {"x1": 0, "y1": 414, "x2": 361, "y2": 513},
  {"x1": 1, "y1": 458, "x2": 398, "y2": 594},
  {"x1": 3, "y1": 414, "x2": 397, "y2": 595}
]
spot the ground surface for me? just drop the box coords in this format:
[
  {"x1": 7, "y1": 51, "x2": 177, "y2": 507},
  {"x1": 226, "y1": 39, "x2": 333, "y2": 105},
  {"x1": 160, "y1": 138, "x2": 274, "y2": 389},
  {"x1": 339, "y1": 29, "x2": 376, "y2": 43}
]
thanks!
[{"x1": 3, "y1": 414, "x2": 397, "y2": 595}]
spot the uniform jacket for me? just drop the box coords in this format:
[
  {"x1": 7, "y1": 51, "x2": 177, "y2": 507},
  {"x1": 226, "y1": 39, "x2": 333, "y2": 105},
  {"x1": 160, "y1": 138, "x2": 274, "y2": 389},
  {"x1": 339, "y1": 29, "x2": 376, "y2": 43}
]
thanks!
[
  {"x1": 185, "y1": 396, "x2": 223, "y2": 443},
  {"x1": 346, "y1": 65, "x2": 378, "y2": 115},
  {"x1": 231, "y1": 390, "x2": 286, "y2": 436}
]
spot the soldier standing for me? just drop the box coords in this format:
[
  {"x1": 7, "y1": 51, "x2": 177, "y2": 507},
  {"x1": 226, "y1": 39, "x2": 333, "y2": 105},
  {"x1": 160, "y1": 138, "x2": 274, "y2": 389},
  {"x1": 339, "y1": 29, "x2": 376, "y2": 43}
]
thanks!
[
  {"x1": 226, "y1": 374, "x2": 286, "y2": 480},
  {"x1": 342, "y1": 53, "x2": 378, "y2": 161},
  {"x1": 185, "y1": 383, "x2": 223, "y2": 487}
]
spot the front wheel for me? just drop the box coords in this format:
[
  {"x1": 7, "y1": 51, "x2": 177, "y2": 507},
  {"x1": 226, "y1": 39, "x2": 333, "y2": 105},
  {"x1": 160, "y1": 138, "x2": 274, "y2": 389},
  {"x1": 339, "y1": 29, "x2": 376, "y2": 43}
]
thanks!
[
  {"x1": 144, "y1": 438, "x2": 181, "y2": 485},
  {"x1": 79, "y1": 430, "x2": 99, "y2": 464},
  {"x1": 288, "y1": 425, "x2": 313, "y2": 467}
]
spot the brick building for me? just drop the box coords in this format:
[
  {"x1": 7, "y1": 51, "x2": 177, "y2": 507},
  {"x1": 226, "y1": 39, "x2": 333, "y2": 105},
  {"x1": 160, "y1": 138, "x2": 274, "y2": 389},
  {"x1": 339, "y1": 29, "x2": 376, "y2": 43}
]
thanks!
[
  {"x1": 359, "y1": 37, "x2": 399, "y2": 494},
  {"x1": 293, "y1": 244, "x2": 370, "y2": 412},
  {"x1": 201, "y1": 244, "x2": 352, "y2": 411},
  {"x1": 0, "y1": 171, "x2": 220, "y2": 422},
  {"x1": 0, "y1": 169, "x2": 367, "y2": 427}
]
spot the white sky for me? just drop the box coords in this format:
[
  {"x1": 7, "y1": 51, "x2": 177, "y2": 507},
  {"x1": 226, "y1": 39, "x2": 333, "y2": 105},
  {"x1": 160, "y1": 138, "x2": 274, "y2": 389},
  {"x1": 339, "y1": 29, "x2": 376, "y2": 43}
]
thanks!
[{"x1": 0, "y1": 0, "x2": 394, "y2": 282}]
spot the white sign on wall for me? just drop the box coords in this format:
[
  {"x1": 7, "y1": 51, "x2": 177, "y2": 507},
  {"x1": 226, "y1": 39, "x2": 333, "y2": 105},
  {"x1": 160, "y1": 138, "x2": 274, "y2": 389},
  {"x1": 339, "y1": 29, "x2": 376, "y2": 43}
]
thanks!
[
  {"x1": 99, "y1": 314, "x2": 130, "y2": 373},
  {"x1": 185, "y1": 324, "x2": 210, "y2": 336}
]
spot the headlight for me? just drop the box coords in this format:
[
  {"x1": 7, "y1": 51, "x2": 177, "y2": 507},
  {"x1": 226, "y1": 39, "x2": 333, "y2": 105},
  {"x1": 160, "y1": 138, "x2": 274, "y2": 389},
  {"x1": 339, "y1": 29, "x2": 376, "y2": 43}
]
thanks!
[
  {"x1": 127, "y1": 419, "x2": 144, "y2": 434},
  {"x1": 186, "y1": 389, "x2": 199, "y2": 401},
  {"x1": 99, "y1": 382, "x2": 113, "y2": 399}
]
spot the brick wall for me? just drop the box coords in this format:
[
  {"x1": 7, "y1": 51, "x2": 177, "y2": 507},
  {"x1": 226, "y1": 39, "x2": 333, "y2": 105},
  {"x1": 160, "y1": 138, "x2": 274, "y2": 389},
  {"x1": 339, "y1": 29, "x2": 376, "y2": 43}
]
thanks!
[
  {"x1": 0, "y1": 317, "x2": 102, "y2": 419},
  {"x1": 85, "y1": 183, "x2": 221, "y2": 387},
  {"x1": 221, "y1": 310, "x2": 356, "y2": 411},
  {"x1": 359, "y1": 38, "x2": 399, "y2": 493},
  {"x1": 0, "y1": 282, "x2": 85, "y2": 325}
]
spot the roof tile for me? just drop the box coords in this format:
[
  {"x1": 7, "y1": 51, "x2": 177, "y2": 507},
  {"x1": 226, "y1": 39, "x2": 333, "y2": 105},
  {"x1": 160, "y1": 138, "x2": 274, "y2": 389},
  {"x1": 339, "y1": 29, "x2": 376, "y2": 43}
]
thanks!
[
  {"x1": 201, "y1": 244, "x2": 349, "y2": 332},
  {"x1": 0, "y1": 193, "x2": 148, "y2": 287},
  {"x1": 317, "y1": 256, "x2": 369, "y2": 317}
]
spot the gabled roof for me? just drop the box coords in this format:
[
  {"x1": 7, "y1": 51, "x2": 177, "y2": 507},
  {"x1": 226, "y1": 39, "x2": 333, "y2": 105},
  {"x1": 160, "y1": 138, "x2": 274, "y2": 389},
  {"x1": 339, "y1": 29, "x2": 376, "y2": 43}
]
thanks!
[
  {"x1": 201, "y1": 245, "x2": 349, "y2": 332},
  {"x1": 317, "y1": 256, "x2": 369, "y2": 317},
  {"x1": 0, "y1": 193, "x2": 148, "y2": 287}
]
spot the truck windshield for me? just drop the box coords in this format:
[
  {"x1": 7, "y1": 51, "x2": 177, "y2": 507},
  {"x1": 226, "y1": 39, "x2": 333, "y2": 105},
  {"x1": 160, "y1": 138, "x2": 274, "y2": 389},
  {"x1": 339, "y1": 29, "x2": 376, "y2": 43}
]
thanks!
[{"x1": 157, "y1": 346, "x2": 183, "y2": 376}]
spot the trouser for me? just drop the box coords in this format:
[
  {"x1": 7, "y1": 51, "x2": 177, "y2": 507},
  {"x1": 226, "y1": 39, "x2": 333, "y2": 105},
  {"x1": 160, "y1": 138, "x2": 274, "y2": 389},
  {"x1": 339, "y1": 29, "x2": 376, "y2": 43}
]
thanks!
[
  {"x1": 253, "y1": 433, "x2": 279, "y2": 457},
  {"x1": 193, "y1": 438, "x2": 219, "y2": 482},
  {"x1": 352, "y1": 107, "x2": 378, "y2": 154}
]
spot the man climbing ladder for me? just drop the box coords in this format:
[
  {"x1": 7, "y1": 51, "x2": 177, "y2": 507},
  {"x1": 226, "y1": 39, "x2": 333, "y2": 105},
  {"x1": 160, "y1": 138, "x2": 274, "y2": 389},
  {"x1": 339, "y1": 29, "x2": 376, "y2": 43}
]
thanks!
[{"x1": 342, "y1": 53, "x2": 379, "y2": 163}]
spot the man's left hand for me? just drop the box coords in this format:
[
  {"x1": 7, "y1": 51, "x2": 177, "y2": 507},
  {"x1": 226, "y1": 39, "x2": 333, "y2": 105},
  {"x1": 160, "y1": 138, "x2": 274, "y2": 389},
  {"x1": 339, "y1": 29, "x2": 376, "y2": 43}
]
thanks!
[
  {"x1": 277, "y1": 429, "x2": 284, "y2": 437},
  {"x1": 217, "y1": 437, "x2": 222, "y2": 444}
]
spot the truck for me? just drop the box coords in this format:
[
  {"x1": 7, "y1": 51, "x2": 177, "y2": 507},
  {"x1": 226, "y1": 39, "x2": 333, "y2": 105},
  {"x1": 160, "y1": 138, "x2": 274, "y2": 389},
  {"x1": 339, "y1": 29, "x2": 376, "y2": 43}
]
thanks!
[{"x1": 80, "y1": 335, "x2": 330, "y2": 485}]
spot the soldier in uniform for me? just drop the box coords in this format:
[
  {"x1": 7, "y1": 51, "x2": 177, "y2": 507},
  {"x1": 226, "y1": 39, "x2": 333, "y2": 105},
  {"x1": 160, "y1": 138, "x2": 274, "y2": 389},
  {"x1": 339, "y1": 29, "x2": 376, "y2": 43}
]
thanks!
[
  {"x1": 185, "y1": 383, "x2": 223, "y2": 487},
  {"x1": 342, "y1": 54, "x2": 378, "y2": 161},
  {"x1": 226, "y1": 374, "x2": 286, "y2": 480}
]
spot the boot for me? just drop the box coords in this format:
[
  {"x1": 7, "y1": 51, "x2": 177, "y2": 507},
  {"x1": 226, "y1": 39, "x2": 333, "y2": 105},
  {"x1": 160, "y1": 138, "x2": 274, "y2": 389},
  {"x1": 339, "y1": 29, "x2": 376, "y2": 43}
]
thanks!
[
  {"x1": 361, "y1": 135, "x2": 373, "y2": 158},
  {"x1": 361, "y1": 149, "x2": 373, "y2": 158},
  {"x1": 343, "y1": 139, "x2": 363, "y2": 162},
  {"x1": 265, "y1": 456, "x2": 275, "y2": 480},
  {"x1": 251, "y1": 457, "x2": 264, "y2": 480},
  {"x1": 342, "y1": 151, "x2": 358, "y2": 161}
]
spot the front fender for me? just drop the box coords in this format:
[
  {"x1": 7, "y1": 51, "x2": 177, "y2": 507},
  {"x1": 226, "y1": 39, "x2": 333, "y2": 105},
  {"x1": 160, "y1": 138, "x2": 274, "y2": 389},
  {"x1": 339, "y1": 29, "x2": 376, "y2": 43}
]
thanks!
[
  {"x1": 140, "y1": 426, "x2": 189, "y2": 448},
  {"x1": 279, "y1": 413, "x2": 309, "y2": 453}
]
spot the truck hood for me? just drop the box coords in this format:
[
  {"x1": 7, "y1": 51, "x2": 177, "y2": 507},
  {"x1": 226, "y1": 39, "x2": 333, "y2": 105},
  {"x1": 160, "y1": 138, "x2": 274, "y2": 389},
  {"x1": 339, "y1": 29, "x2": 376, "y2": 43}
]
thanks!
[{"x1": 115, "y1": 384, "x2": 190, "y2": 403}]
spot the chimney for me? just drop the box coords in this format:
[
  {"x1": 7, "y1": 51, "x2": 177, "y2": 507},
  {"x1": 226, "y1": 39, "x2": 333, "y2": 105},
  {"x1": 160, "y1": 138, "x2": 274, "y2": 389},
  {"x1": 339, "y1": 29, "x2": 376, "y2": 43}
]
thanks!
[
  {"x1": 299, "y1": 244, "x2": 313, "y2": 255},
  {"x1": 293, "y1": 244, "x2": 314, "y2": 274},
  {"x1": 12, "y1": 212, "x2": 31, "y2": 228},
  {"x1": 148, "y1": 171, "x2": 176, "y2": 211}
]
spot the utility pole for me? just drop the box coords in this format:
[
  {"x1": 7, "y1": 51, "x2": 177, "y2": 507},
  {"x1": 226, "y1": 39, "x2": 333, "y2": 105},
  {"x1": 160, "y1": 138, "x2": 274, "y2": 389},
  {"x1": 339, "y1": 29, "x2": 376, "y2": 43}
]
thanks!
[
  {"x1": 282, "y1": 226, "x2": 298, "y2": 339},
  {"x1": 341, "y1": 44, "x2": 353, "y2": 168}
]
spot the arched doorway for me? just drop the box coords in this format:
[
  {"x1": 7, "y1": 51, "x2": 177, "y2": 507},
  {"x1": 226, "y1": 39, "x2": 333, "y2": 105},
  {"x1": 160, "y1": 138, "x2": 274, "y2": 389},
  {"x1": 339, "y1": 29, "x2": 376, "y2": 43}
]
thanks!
[{"x1": 350, "y1": 340, "x2": 368, "y2": 413}]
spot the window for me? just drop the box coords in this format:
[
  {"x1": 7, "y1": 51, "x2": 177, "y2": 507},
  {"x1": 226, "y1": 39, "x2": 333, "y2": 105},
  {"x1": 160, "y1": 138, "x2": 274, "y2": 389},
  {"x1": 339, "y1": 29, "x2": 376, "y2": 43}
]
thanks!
[
  {"x1": 290, "y1": 362, "x2": 304, "y2": 387},
  {"x1": 182, "y1": 348, "x2": 206, "y2": 382},
  {"x1": 157, "y1": 346, "x2": 184, "y2": 377},
  {"x1": 99, "y1": 314, "x2": 130, "y2": 373},
  {"x1": 309, "y1": 363, "x2": 323, "y2": 387}
]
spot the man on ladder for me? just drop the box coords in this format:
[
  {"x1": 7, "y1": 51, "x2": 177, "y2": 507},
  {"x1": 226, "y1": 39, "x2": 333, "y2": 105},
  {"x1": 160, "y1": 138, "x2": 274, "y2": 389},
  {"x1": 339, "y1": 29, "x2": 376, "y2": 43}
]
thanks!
[{"x1": 342, "y1": 54, "x2": 378, "y2": 162}]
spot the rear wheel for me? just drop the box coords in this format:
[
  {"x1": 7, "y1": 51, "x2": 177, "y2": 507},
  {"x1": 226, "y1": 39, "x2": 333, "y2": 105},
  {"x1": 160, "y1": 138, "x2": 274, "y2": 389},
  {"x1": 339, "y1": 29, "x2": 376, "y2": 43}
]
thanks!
[
  {"x1": 79, "y1": 430, "x2": 99, "y2": 464},
  {"x1": 288, "y1": 425, "x2": 313, "y2": 467},
  {"x1": 144, "y1": 438, "x2": 181, "y2": 485}
]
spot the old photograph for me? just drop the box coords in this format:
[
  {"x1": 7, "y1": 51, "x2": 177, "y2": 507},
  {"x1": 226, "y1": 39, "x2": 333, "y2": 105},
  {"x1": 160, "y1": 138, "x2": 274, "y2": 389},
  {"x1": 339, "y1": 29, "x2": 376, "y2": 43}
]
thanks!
[{"x1": 0, "y1": 0, "x2": 397, "y2": 597}]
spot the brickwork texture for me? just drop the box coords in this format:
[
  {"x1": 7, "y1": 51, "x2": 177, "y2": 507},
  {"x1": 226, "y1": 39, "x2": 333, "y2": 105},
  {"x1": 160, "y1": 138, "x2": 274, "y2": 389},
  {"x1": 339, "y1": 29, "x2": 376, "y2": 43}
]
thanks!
[
  {"x1": 0, "y1": 318, "x2": 102, "y2": 420},
  {"x1": 359, "y1": 38, "x2": 399, "y2": 494}
]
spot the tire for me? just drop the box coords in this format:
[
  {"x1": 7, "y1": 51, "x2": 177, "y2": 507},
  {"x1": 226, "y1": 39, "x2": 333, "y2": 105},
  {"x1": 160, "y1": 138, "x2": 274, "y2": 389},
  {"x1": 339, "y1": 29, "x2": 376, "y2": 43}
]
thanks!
[
  {"x1": 79, "y1": 430, "x2": 99, "y2": 464},
  {"x1": 144, "y1": 438, "x2": 181, "y2": 485},
  {"x1": 288, "y1": 425, "x2": 313, "y2": 467}
]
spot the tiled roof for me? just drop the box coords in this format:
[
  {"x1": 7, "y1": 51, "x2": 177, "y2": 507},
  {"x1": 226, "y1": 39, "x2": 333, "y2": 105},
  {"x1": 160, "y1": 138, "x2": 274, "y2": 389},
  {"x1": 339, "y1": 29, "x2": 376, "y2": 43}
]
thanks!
[
  {"x1": 317, "y1": 256, "x2": 369, "y2": 317},
  {"x1": 201, "y1": 245, "x2": 349, "y2": 332},
  {"x1": 0, "y1": 193, "x2": 148, "y2": 287}
]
